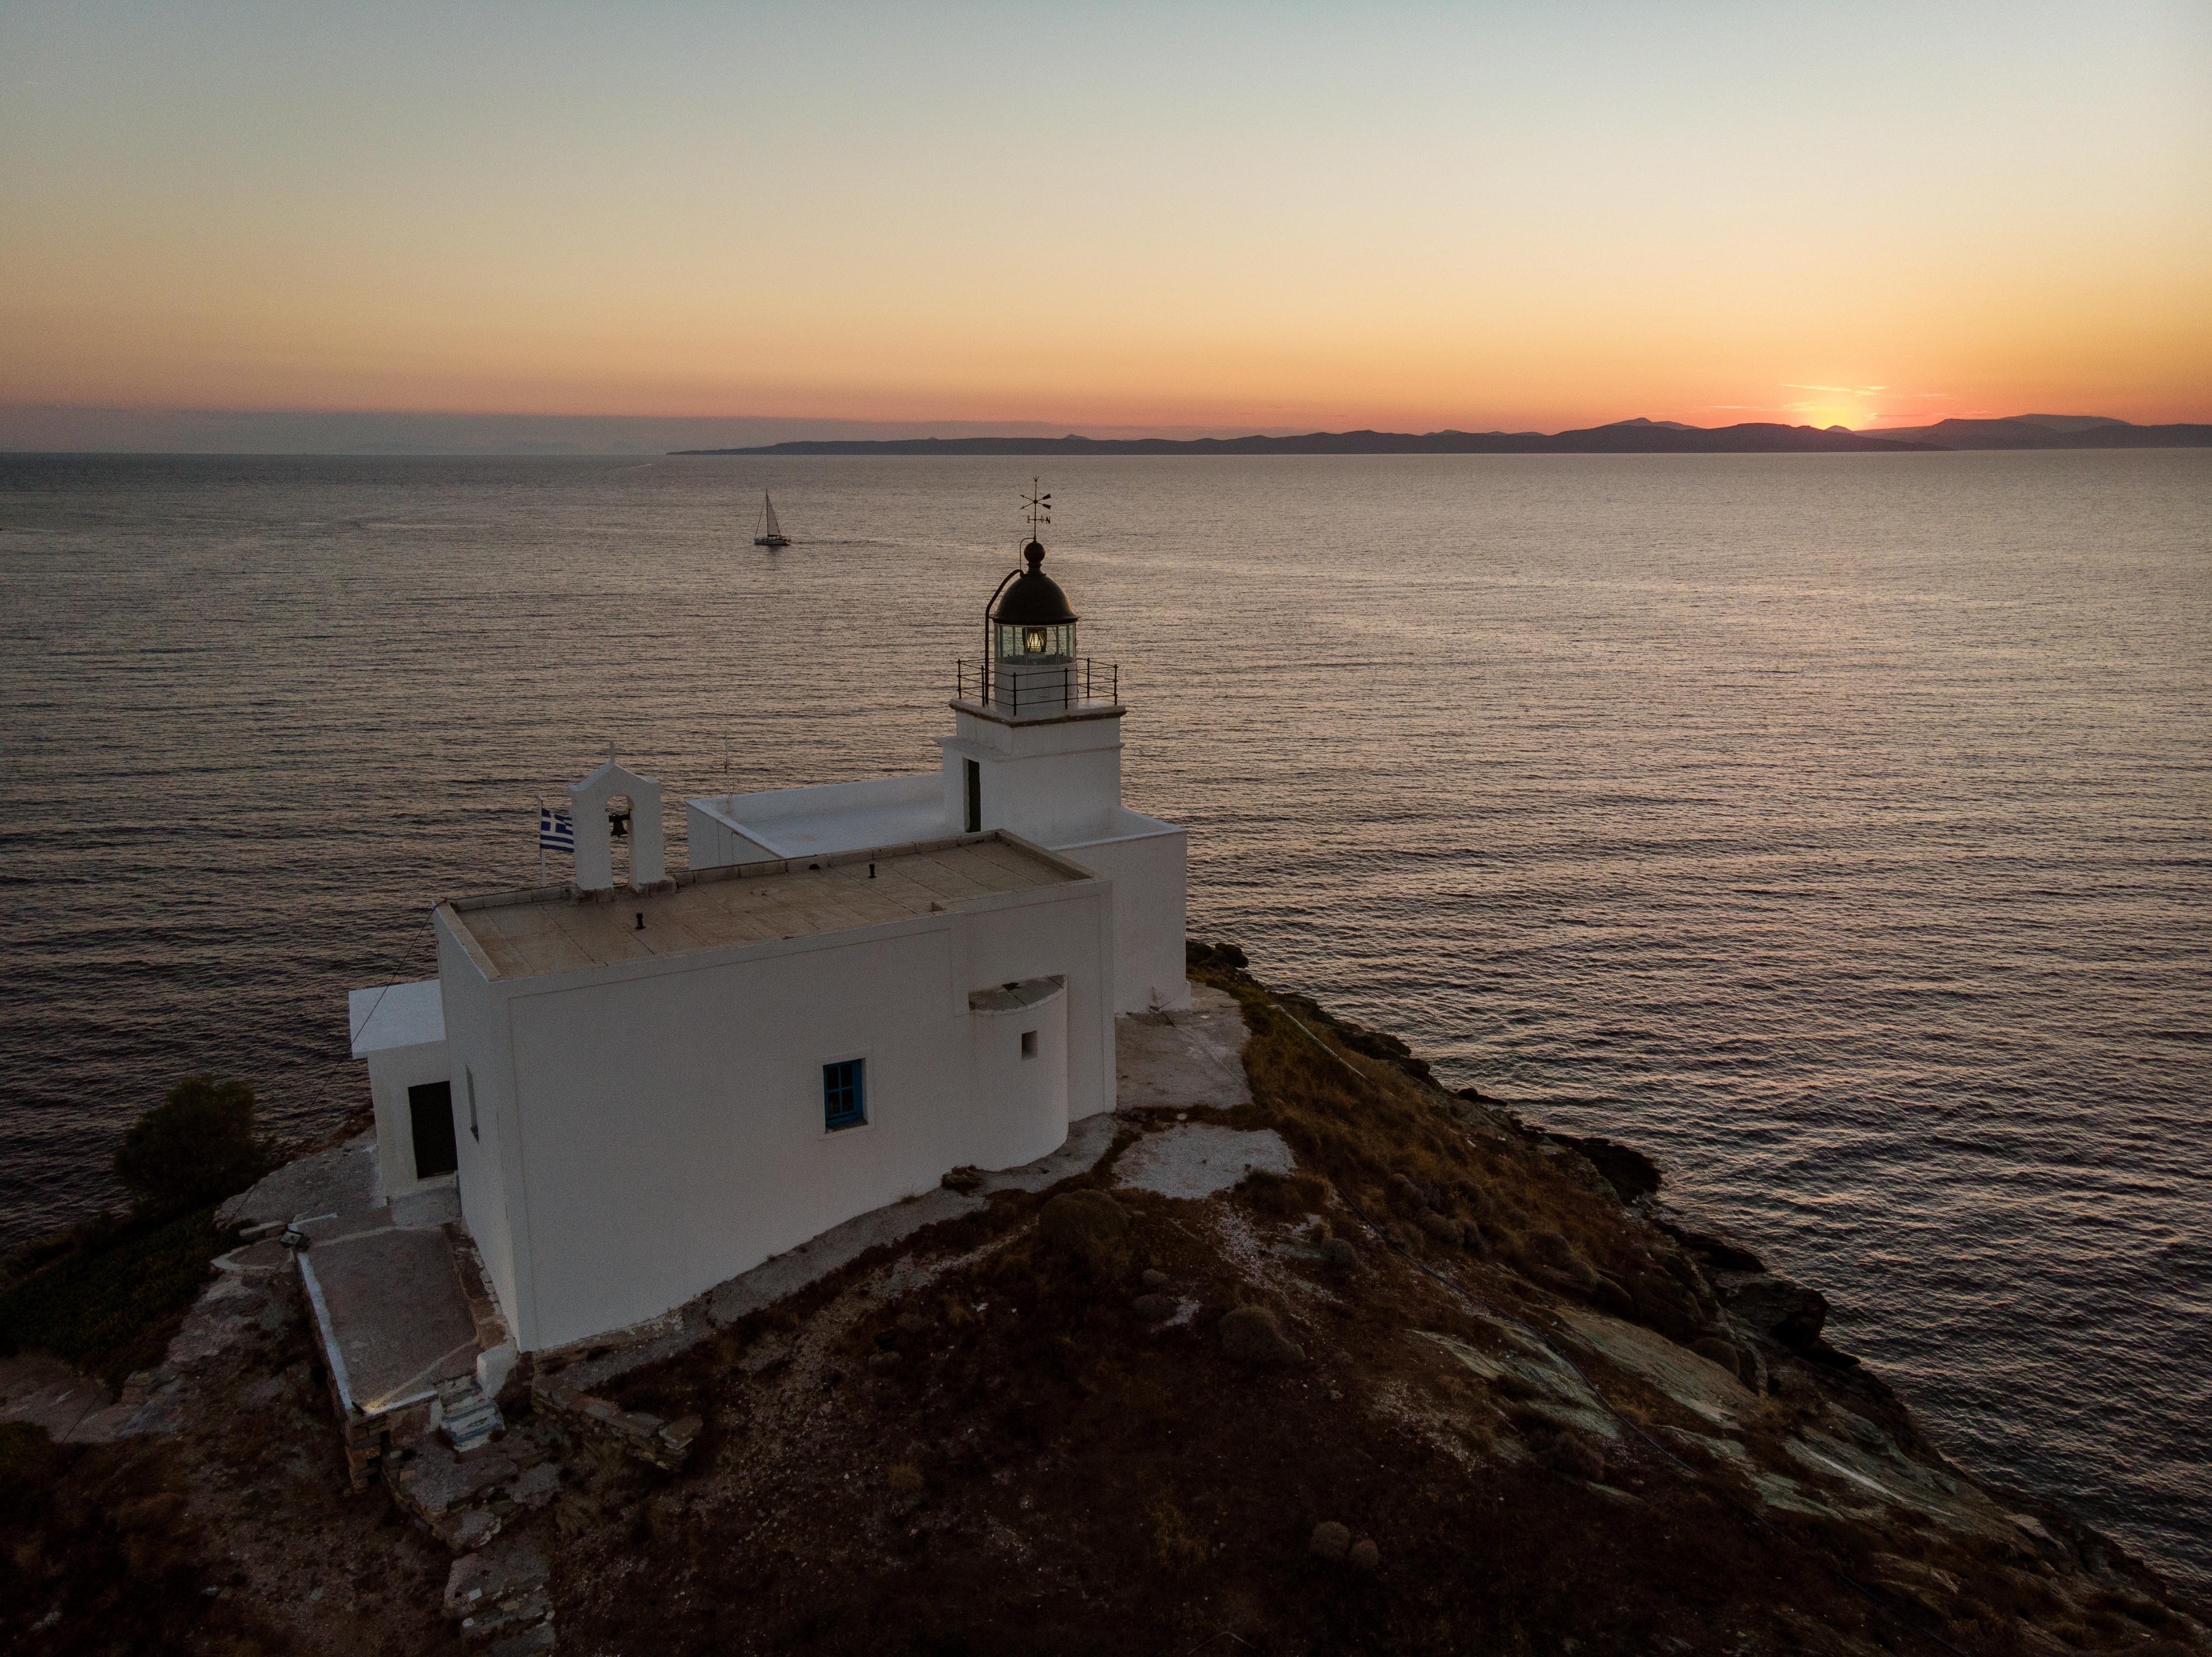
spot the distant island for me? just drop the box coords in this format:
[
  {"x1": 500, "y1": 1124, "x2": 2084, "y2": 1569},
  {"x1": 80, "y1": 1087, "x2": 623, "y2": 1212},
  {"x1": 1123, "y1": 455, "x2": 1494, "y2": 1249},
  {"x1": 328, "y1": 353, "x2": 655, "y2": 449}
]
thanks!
[
  {"x1": 1853, "y1": 413, "x2": 2212, "y2": 449},
  {"x1": 675, "y1": 413, "x2": 2212, "y2": 457}
]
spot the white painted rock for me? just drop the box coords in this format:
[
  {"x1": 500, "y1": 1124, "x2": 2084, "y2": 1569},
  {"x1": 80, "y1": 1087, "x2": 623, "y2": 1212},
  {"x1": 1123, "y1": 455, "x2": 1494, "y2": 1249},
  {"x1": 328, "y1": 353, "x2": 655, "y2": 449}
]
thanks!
[{"x1": 1114, "y1": 1124, "x2": 1295, "y2": 1200}]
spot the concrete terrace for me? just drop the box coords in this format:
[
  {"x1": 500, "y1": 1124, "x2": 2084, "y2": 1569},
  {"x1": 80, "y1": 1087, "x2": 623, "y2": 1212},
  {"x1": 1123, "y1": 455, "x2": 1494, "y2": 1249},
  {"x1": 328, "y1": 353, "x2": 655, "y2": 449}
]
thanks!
[
  {"x1": 297, "y1": 1206, "x2": 481, "y2": 1416},
  {"x1": 442, "y1": 831, "x2": 1090, "y2": 981}
]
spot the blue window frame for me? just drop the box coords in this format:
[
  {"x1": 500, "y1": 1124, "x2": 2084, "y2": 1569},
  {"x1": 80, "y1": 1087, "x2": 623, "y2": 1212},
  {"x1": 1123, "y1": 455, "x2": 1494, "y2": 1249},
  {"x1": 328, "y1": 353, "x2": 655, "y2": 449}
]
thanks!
[{"x1": 823, "y1": 1059, "x2": 866, "y2": 1130}]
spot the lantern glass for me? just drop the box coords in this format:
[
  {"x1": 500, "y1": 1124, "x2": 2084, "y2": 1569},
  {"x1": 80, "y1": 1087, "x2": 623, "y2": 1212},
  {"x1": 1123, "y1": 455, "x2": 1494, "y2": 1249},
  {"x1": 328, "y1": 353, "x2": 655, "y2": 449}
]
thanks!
[{"x1": 995, "y1": 621, "x2": 1075, "y2": 662}]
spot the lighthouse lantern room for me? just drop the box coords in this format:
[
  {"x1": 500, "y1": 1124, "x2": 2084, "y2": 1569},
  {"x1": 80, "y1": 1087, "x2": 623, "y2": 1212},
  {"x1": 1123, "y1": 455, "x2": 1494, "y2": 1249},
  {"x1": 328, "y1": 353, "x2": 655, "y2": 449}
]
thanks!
[{"x1": 985, "y1": 537, "x2": 1083, "y2": 715}]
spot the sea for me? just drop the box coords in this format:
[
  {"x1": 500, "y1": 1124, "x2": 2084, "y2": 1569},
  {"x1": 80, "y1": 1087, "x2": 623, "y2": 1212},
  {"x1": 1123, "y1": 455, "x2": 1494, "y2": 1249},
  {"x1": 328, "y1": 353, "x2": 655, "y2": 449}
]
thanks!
[{"x1": 0, "y1": 450, "x2": 2205, "y2": 1587}]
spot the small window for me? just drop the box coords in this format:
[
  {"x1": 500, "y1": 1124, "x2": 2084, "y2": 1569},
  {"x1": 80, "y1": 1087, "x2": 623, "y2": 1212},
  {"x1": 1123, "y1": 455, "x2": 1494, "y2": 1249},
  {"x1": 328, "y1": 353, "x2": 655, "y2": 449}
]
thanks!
[
  {"x1": 1020, "y1": 1030, "x2": 1038, "y2": 1059},
  {"x1": 823, "y1": 1058, "x2": 867, "y2": 1131},
  {"x1": 466, "y1": 1067, "x2": 480, "y2": 1141}
]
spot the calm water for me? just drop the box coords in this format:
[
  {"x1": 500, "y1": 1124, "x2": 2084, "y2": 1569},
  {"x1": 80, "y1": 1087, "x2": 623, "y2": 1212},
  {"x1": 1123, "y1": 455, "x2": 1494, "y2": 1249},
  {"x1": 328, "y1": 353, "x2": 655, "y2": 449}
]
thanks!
[{"x1": 1, "y1": 451, "x2": 2206, "y2": 1585}]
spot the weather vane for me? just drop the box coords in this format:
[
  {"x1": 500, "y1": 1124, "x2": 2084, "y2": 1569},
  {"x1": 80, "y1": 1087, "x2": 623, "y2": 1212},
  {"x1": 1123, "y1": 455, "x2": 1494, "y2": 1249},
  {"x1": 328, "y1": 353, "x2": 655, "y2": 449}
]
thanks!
[{"x1": 1021, "y1": 477, "x2": 1051, "y2": 541}]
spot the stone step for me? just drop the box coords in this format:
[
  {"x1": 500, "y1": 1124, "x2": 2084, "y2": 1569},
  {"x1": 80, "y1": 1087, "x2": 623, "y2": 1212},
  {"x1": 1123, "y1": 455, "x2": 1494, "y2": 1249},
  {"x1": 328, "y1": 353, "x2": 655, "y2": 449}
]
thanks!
[{"x1": 459, "y1": 1586, "x2": 552, "y2": 1643}]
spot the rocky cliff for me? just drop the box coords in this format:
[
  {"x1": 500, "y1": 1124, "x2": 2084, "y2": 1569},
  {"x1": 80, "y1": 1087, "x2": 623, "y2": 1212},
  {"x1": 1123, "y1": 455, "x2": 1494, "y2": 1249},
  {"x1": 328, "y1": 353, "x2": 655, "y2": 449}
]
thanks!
[{"x1": 2, "y1": 948, "x2": 2205, "y2": 1656}]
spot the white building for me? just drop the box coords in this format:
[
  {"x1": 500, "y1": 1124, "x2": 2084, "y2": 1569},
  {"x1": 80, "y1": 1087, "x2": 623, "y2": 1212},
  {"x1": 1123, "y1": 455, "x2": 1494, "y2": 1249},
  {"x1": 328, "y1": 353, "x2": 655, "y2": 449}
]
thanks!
[
  {"x1": 348, "y1": 536, "x2": 1187, "y2": 1354},
  {"x1": 346, "y1": 979, "x2": 454, "y2": 1203}
]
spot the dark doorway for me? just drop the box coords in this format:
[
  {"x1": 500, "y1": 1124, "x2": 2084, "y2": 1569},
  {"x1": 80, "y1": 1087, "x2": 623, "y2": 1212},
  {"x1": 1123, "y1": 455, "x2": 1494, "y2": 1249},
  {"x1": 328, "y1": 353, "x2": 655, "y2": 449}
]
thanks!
[
  {"x1": 408, "y1": 1080, "x2": 459, "y2": 1179},
  {"x1": 964, "y1": 759, "x2": 981, "y2": 833}
]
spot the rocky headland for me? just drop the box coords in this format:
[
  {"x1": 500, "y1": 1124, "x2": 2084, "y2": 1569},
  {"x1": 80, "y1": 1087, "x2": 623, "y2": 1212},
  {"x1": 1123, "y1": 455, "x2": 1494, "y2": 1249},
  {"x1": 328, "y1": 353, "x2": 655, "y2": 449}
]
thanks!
[{"x1": 2, "y1": 944, "x2": 2205, "y2": 1655}]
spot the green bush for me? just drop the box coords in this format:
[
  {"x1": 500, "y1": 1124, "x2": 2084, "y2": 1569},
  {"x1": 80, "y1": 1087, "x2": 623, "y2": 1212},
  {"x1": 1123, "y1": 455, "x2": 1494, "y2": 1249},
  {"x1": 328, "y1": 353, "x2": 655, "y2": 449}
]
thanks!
[
  {"x1": 111, "y1": 1074, "x2": 270, "y2": 1220},
  {"x1": 0, "y1": 1205, "x2": 224, "y2": 1384}
]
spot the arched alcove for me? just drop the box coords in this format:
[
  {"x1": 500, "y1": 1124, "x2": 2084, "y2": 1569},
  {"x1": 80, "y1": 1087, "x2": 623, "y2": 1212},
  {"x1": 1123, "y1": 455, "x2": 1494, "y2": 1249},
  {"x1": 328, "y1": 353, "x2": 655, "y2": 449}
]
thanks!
[{"x1": 607, "y1": 794, "x2": 634, "y2": 888}]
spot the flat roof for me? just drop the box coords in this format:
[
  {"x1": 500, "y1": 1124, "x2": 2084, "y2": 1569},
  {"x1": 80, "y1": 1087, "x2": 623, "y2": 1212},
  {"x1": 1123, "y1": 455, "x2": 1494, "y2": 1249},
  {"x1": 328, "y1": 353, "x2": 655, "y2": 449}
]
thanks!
[
  {"x1": 442, "y1": 832, "x2": 1089, "y2": 982},
  {"x1": 754, "y1": 796, "x2": 945, "y2": 856},
  {"x1": 692, "y1": 778, "x2": 1179, "y2": 863},
  {"x1": 689, "y1": 774, "x2": 945, "y2": 859},
  {"x1": 348, "y1": 979, "x2": 445, "y2": 1056}
]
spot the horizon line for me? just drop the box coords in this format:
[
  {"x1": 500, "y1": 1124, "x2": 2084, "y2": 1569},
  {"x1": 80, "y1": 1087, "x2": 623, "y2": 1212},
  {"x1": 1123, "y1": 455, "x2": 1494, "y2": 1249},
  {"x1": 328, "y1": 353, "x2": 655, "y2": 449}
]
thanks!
[{"x1": 5, "y1": 406, "x2": 2209, "y2": 459}]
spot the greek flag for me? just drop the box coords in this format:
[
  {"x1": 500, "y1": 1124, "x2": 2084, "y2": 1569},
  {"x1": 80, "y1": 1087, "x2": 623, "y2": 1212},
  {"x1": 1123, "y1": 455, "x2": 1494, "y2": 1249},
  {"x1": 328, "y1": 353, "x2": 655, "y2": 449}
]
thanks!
[{"x1": 538, "y1": 805, "x2": 574, "y2": 852}]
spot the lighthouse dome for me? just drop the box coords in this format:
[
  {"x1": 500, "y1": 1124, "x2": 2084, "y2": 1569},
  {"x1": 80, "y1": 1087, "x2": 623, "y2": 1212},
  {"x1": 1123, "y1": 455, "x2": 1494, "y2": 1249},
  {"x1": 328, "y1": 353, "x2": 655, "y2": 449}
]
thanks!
[{"x1": 991, "y1": 541, "x2": 1078, "y2": 626}]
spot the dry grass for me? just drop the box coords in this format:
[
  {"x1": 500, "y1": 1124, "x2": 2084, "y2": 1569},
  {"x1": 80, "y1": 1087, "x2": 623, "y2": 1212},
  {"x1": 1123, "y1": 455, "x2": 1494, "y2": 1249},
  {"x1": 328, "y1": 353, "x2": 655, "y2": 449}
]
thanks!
[
  {"x1": 1147, "y1": 1497, "x2": 1214, "y2": 1574},
  {"x1": 1218, "y1": 973, "x2": 1654, "y2": 1290}
]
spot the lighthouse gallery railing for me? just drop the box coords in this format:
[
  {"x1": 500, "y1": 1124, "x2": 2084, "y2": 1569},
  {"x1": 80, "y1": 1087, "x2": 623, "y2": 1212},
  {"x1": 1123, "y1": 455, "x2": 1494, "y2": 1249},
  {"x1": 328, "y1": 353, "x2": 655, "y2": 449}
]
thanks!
[{"x1": 954, "y1": 657, "x2": 1119, "y2": 716}]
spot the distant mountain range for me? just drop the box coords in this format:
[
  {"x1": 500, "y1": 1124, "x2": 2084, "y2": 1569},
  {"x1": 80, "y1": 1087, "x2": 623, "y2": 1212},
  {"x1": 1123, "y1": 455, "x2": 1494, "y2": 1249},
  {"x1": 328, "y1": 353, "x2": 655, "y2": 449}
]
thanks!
[
  {"x1": 1856, "y1": 414, "x2": 2212, "y2": 449},
  {"x1": 675, "y1": 414, "x2": 2212, "y2": 457}
]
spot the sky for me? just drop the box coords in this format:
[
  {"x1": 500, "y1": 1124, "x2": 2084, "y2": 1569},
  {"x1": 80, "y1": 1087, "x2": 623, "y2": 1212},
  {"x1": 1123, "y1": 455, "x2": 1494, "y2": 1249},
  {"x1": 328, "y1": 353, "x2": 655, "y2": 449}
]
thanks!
[{"x1": 3, "y1": 1, "x2": 2209, "y2": 448}]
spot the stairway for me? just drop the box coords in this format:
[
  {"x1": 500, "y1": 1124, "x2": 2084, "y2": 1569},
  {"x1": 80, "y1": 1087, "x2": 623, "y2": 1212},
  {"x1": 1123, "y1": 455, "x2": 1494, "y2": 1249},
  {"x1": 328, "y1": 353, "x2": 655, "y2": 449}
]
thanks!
[{"x1": 437, "y1": 1378, "x2": 505, "y2": 1458}]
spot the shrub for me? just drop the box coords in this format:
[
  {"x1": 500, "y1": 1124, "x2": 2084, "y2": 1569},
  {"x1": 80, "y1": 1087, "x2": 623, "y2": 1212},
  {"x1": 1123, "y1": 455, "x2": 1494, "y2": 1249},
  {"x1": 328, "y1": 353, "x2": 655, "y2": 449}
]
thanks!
[
  {"x1": 111, "y1": 1074, "x2": 270, "y2": 1219},
  {"x1": 0, "y1": 1204, "x2": 223, "y2": 1383},
  {"x1": 1242, "y1": 1171, "x2": 1325, "y2": 1220}
]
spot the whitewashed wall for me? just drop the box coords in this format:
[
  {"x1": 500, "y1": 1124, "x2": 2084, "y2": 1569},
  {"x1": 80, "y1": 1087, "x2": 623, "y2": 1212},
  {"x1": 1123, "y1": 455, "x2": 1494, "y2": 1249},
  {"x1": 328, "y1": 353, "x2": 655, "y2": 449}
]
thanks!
[
  {"x1": 958, "y1": 878, "x2": 1117, "y2": 1122},
  {"x1": 1058, "y1": 812, "x2": 1191, "y2": 1014},
  {"x1": 937, "y1": 712, "x2": 1124, "y2": 844},
  {"x1": 366, "y1": 1039, "x2": 454, "y2": 1200},
  {"x1": 436, "y1": 919, "x2": 530, "y2": 1343},
  {"x1": 687, "y1": 773, "x2": 944, "y2": 865},
  {"x1": 966, "y1": 983, "x2": 1068, "y2": 1168},
  {"x1": 436, "y1": 879, "x2": 1113, "y2": 1352},
  {"x1": 681, "y1": 807, "x2": 783, "y2": 871}
]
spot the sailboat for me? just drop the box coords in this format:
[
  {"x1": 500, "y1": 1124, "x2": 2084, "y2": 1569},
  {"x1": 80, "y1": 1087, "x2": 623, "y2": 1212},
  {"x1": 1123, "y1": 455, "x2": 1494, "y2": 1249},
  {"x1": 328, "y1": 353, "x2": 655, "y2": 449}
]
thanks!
[{"x1": 753, "y1": 492, "x2": 791, "y2": 548}]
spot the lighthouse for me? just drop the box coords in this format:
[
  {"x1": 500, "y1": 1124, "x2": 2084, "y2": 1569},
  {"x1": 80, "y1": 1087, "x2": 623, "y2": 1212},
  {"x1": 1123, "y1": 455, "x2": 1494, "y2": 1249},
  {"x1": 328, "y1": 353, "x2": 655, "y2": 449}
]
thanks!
[
  {"x1": 686, "y1": 501, "x2": 1189, "y2": 1015},
  {"x1": 334, "y1": 490, "x2": 1190, "y2": 1373},
  {"x1": 939, "y1": 534, "x2": 1126, "y2": 847}
]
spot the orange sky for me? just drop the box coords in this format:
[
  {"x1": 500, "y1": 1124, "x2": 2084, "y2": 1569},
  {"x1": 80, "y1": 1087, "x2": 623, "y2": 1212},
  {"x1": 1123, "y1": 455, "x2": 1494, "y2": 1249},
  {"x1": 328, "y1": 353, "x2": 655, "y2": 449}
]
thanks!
[{"x1": 4, "y1": 3, "x2": 2208, "y2": 439}]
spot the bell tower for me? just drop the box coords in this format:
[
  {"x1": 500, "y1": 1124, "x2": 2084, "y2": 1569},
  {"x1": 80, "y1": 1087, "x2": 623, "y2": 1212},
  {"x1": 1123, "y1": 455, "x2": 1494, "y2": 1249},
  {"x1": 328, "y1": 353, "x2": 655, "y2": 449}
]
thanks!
[
  {"x1": 939, "y1": 487, "x2": 1126, "y2": 845},
  {"x1": 567, "y1": 753, "x2": 669, "y2": 894}
]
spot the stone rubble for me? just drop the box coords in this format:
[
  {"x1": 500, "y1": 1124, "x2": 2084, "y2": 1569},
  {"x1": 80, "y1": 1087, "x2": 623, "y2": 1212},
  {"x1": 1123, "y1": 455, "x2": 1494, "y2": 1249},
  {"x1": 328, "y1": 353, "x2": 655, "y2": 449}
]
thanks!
[
  {"x1": 532, "y1": 1377, "x2": 700, "y2": 1473},
  {"x1": 446, "y1": 1531, "x2": 554, "y2": 1647}
]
